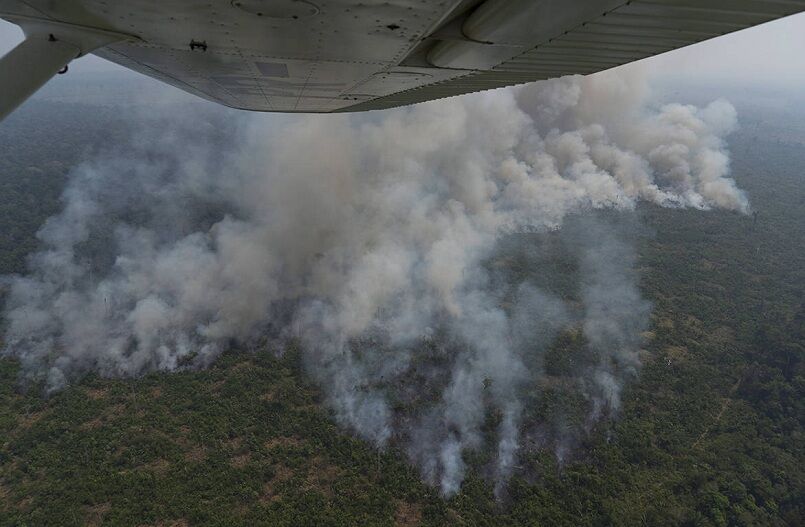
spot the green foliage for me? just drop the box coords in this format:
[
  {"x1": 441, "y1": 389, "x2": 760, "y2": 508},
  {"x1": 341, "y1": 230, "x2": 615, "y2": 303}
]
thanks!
[{"x1": 0, "y1": 99, "x2": 802, "y2": 525}]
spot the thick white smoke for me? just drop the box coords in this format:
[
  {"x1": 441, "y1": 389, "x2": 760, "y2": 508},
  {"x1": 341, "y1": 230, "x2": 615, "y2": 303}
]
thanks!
[{"x1": 2, "y1": 70, "x2": 747, "y2": 495}]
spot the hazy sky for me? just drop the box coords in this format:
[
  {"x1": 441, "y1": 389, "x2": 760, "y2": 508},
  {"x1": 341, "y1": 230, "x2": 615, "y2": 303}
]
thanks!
[{"x1": 2, "y1": 10, "x2": 805, "y2": 85}]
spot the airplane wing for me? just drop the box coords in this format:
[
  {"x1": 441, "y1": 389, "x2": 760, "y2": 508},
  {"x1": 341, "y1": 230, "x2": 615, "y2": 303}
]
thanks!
[{"x1": 1, "y1": 0, "x2": 804, "y2": 119}]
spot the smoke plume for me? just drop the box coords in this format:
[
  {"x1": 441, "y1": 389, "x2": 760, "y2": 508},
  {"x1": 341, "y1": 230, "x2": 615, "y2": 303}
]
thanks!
[{"x1": 2, "y1": 70, "x2": 747, "y2": 495}]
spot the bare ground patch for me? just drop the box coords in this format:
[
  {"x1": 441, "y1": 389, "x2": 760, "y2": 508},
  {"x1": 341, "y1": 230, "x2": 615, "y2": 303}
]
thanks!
[
  {"x1": 230, "y1": 453, "x2": 251, "y2": 468},
  {"x1": 664, "y1": 345, "x2": 690, "y2": 364},
  {"x1": 84, "y1": 387, "x2": 109, "y2": 400},
  {"x1": 137, "y1": 520, "x2": 189, "y2": 527},
  {"x1": 259, "y1": 389, "x2": 277, "y2": 402},
  {"x1": 184, "y1": 445, "x2": 207, "y2": 463},
  {"x1": 303, "y1": 456, "x2": 343, "y2": 498},
  {"x1": 16, "y1": 409, "x2": 48, "y2": 431},
  {"x1": 79, "y1": 416, "x2": 105, "y2": 431},
  {"x1": 264, "y1": 435, "x2": 305, "y2": 450},
  {"x1": 395, "y1": 500, "x2": 423, "y2": 527},
  {"x1": 223, "y1": 436, "x2": 243, "y2": 450},
  {"x1": 85, "y1": 502, "x2": 111, "y2": 527},
  {"x1": 260, "y1": 464, "x2": 293, "y2": 505}
]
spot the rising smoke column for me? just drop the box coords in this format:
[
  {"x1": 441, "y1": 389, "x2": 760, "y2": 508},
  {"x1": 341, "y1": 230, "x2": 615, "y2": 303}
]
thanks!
[{"x1": 2, "y1": 70, "x2": 748, "y2": 495}]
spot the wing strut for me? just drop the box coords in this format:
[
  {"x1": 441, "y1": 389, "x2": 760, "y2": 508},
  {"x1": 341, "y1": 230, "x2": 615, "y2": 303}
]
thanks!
[
  {"x1": 0, "y1": 14, "x2": 137, "y2": 121},
  {"x1": 0, "y1": 35, "x2": 79, "y2": 120}
]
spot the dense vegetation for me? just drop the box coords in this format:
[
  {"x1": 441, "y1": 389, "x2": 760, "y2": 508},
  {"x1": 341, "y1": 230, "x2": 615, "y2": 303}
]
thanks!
[
  {"x1": 0, "y1": 88, "x2": 802, "y2": 526},
  {"x1": 0, "y1": 101, "x2": 130, "y2": 276}
]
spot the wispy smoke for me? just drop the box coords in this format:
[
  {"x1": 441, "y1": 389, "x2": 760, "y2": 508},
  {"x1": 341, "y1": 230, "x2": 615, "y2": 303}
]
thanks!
[{"x1": 2, "y1": 70, "x2": 747, "y2": 495}]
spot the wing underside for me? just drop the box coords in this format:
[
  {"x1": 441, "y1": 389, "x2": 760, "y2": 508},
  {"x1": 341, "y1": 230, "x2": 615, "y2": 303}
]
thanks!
[{"x1": 2, "y1": 0, "x2": 804, "y2": 114}]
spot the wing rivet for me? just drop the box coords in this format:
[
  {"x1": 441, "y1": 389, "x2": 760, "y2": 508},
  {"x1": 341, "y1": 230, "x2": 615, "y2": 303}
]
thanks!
[
  {"x1": 231, "y1": 0, "x2": 319, "y2": 18},
  {"x1": 190, "y1": 40, "x2": 208, "y2": 52}
]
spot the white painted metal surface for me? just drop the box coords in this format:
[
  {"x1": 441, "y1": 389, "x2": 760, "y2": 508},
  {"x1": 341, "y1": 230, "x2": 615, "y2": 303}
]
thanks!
[
  {"x1": 0, "y1": 12, "x2": 132, "y2": 120},
  {"x1": 428, "y1": 0, "x2": 624, "y2": 70},
  {"x1": 0, "y1": 36, "x2": 78, "y2": 121},
  {"x1": 349, "y1": 0, "x2": 805, "y2": 111},
  {"x1": 1, "y1": 0, "x2": 805, "y2": 116},
  {"x1": 1, "y1": 0, "x2": 469, "y2": 113}
]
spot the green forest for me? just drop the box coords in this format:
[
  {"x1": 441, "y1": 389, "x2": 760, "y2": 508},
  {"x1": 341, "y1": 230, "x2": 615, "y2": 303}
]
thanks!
[{"x1": 0, "y1": 94, "x2": 802, "y2": 526}]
